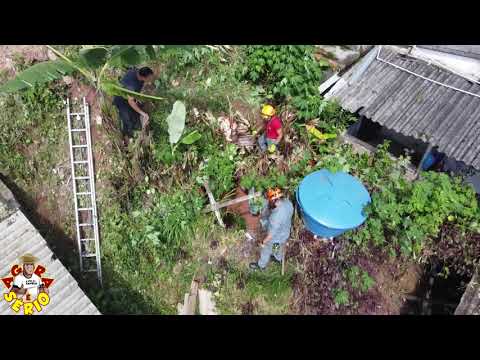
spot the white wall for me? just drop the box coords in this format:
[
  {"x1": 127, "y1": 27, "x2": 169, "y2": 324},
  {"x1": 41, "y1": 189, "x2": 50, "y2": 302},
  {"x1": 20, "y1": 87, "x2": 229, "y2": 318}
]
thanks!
[{"x1": 411, "y1": 46, "x2": 480, "y2": 82}]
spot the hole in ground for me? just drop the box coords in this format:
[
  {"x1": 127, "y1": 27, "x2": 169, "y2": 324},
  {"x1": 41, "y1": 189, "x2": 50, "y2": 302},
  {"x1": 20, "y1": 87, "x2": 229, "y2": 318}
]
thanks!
[{"x1": 400, "y1": 261, "x2": 470, "y2": 315}]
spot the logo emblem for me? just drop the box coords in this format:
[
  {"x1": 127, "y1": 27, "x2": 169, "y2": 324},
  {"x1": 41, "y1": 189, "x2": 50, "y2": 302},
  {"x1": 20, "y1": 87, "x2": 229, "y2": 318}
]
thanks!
[{"x1": 2, "y1": 254, "x2": 54, "y2": 315}]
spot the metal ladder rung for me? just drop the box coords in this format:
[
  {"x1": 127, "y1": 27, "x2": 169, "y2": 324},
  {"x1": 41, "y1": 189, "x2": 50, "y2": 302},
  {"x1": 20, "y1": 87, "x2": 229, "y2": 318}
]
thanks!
[
  {"x1": 77, "y1": 207, "x2": 93, "y2": 211},
  {"x1": 80, "y1": 238, "x2": 95, "y2": 241},
  {"x1": 70, "y1": 112, "x2": 85, "y2": 116},
  {"x1": 81, "y1": 253, "x2": 97, "y2": 258},
  {"x1": 75, "y1": 176, "x2": 90, "y2": 180},
  {"x1": 72, "y1": 145, "x2": 88, "y2": 148},
  {"x1": 71, "y1": 128, "x2": 87, "y2": 132},
  {"x1": 73, "y1": 160, "x2": 89, "y2": 164},
  {"x1": 76, "y1": 192, "x2": 92, "y2": 196},
  {"x1": 79, "y1": 223, "x2": 94, "y2": 227},
  {"x1": 85, "y1": 268, "x2": 98, "y2": 273}
]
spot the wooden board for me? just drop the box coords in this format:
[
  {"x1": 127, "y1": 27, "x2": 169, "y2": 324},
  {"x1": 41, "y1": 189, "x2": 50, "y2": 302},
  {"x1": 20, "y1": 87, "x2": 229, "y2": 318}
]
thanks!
[
  {"x1": 203, "y1": 192, "x2": 262, "y2": 213},
  {"x1": 203, "y1": 181, "x2": 225, "y2": 227},
  {"x1": 198, "y1": 289, "x2": 218, "y2": 315}
]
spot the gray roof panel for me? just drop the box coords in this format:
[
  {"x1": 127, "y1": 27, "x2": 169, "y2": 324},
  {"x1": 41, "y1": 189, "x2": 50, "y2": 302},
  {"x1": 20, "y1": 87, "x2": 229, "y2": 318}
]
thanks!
[
  {"x1": 0, "y1": 209, "x2": 100, "y2": 315},
  {"x1": 328, "y1": 46, "x2": 480, "y2": 169}
]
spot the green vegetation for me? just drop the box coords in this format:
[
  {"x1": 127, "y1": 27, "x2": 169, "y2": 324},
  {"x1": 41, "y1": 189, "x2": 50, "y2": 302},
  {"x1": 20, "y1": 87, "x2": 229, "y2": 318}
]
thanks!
[
  {"x1": 0, "y1": 45, "x2": 192, "y2": 101},
  {"x1": 0, "y1": 81, "x2": 67, "y2": 185},
  {"x1": 317, "y1": 141, "x2": 480, "y2": 260},
  {"x1": 332, "y1": 288, "x2": 350, "y2": 307},
  {"x1": 344, "y1": 266, "x2": 375, "y2": 293},
  {"x1": 1, "y1": 45, "x2": 479, "y2": 315},
  {"x1": 239, "y1": 45, "x2": 355, "y2": 132}
]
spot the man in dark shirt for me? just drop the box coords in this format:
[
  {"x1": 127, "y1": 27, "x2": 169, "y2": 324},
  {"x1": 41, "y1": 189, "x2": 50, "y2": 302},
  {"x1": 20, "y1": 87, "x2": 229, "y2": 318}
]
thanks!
[{"x1": 113, "y1": 67, "x2": 155, "y2": 145}]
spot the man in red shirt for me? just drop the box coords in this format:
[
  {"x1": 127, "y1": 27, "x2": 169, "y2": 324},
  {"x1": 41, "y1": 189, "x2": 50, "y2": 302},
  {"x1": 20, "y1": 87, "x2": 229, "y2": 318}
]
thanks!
[{"x1": 258, "y1": 105, "x2": 283, "y2": 153}]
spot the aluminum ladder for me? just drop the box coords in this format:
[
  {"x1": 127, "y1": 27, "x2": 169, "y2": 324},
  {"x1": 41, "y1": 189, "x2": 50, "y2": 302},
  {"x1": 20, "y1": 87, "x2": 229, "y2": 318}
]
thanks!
[{"x1": 66, "y1": 97, "x2": 102, "y2": 286}]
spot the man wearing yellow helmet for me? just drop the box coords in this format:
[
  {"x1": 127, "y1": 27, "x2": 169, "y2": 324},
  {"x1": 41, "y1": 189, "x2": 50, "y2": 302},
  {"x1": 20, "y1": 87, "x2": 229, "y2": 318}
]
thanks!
[
  {"x1": 250, "y1": 188, "x2": 294, "y2": 270},
  {"x1": 258, "y1": 105, "x2": 283, "y2": 153}
]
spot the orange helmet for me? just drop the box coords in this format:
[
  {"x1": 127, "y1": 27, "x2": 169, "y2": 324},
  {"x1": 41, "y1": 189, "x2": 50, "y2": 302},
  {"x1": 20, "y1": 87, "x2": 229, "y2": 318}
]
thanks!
[{"x1": 266, "y1": 188, "x2": 283, "y2": 201}]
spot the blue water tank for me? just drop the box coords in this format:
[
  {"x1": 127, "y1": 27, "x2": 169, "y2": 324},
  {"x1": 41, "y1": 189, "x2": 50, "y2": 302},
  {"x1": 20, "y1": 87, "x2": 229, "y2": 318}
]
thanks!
[{"x1": 296, "y1": 169, "x2": 371, "y2": 238}]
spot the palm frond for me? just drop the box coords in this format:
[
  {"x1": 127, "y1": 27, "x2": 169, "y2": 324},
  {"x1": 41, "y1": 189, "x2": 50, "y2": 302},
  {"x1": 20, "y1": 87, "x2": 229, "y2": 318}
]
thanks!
[{"x1": 0, "y1": 60, "x2": 76, "y2": 94}]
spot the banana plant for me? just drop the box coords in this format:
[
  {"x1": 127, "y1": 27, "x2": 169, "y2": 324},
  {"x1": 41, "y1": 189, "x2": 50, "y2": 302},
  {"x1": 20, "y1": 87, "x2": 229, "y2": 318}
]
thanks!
[
  {"x1": 0, "y1": 45, "x2": 194, "y2": 102},
  {"x1": 167, "y1": 100, "x2": 202, "y2": 154}
]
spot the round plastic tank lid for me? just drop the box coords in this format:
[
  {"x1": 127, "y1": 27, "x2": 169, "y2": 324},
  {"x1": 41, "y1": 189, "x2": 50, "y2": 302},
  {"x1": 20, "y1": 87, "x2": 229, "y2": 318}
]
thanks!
[{"x1": 297, "y1": 169, "x2": 371, "y2": 230}]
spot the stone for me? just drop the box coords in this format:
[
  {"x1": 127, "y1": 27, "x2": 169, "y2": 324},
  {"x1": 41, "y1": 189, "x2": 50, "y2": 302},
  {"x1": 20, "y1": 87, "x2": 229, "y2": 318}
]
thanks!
[
  {"x1": 315, "y1": 45, "x2": 361, "y2": 67},
  {"x1": 62, "y1": 76, "x2": 73, "y2": 85}
]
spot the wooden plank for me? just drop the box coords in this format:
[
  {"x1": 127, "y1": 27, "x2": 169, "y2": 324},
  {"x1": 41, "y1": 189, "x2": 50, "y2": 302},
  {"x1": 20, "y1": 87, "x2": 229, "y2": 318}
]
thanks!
[
  {"x1": 203, "y1": 192, "x2": 262, "y2": 213},
  {"x1": 188, "y1": 280, "x2": 199, "y2": 315},
  {"x1": 198, "y1": 289, "x2": 218, "y2": 315},
  {"x1": 179, "y1": 278, "x2": 200, "y2": 315},
  {"x1": 319, "y1": 72, "x2": 340, "y2": 94},
  {"x1": 203, "y1": 181, "x2": 225, "y2": 228},
  {"x1": 180, "y1": 293, "x2": 190, "y2": 315}
]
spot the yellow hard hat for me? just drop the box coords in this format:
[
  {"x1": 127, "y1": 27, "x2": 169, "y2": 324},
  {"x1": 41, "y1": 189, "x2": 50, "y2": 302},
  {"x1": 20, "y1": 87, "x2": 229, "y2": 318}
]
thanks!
[{"x1": 261, "y1": 105, "x2": 275, "y2": 117}]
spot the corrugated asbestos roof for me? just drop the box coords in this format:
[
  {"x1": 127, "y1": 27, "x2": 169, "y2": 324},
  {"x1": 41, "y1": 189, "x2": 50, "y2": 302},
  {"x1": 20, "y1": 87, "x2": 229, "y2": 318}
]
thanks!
[
  {"x1": 0, "y1": 181, "x2": 100, "y2": 315},
  {"x1": 326, "y1": 46, "x2": 480, "y2": 170},
  {"x1": 418, "y1": 45, "x2": 480, "y2": 61}
]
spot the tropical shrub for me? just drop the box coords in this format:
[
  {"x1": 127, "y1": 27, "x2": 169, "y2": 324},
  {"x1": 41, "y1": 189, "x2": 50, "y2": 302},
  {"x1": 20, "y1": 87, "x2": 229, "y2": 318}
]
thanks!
[{"x1": 240, "y1": 45, "x2": 330, "y2": 121}]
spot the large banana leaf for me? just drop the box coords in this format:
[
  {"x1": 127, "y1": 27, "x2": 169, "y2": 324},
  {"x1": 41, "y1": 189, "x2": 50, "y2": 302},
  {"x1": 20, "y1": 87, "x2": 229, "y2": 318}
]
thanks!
[
  {"x1": 0, "y1": 60, "x2": 76, "y2": 94},
  {"x1": 79, "y1": 47, "x2": 109, "y2": 69},
  {"x1": 109, "y1": 45, "x2": 143, "y2": 67},
  {"x1": 166, "y1": 101, "x2": 186, "y2": 144},
  {"x1": 181, "y1": 130, "x2": 202, "y2": 144}
]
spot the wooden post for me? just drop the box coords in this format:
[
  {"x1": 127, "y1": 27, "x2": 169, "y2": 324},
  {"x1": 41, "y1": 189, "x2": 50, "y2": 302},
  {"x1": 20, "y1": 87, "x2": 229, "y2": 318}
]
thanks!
[
  {"x1": 203, "y1": 181, "x2": 225, "y2": 228},
  {"x1": 203, "y1": 192, "x2": 262, "y2": 213},
  {"x1": 178, "y1": 278, "x2": 200, "y2": 315}
]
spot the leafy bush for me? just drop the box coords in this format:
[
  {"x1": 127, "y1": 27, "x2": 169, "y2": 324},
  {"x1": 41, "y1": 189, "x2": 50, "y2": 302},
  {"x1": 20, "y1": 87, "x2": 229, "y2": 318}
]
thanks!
[
  {"x1": 240, "y1": 46, "x2": 324, "y2": 100},
  {"x1": 196, "y1": 143, "x2": 239, "y2": 199},
  {"x1": 102, "y1": 187, "x2": 204, "y2": 267},
  {"x1": 240, "y1": 168, "x2": 288, "y2": 193},
  {"x1": 240, "y1": 45, "x2": 331, "y2": 121},
  {"x1": 317, "y1": 142, "x2": 480, "y2": 259}
]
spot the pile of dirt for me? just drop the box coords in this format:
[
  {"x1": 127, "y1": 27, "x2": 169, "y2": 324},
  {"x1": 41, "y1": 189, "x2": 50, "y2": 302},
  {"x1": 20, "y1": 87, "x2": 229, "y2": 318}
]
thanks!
[{"x1": 430, "y1": 223, "x2": 480, "y2": 278}]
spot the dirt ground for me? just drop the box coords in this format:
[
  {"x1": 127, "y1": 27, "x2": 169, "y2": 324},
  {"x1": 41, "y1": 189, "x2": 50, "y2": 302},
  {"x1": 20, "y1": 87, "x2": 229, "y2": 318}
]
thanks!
[
  {"x1": 374, "y1": 262, "x2": 424, "y2": 314},
  {"x1": 0, "y1": 45, "x2": 48, "y2": 77}
]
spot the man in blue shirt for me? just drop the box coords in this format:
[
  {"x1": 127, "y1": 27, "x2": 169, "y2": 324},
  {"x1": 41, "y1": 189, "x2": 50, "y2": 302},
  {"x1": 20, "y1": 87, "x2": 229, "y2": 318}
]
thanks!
[
  {"x1": 113, "y1": 67, "x2": 155, "y2": 146},
  {"x1": 250, "y1": 188, "x2": 294, "y2": 270}
]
